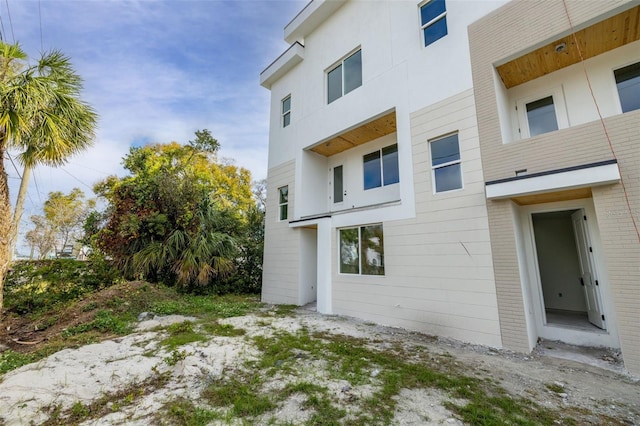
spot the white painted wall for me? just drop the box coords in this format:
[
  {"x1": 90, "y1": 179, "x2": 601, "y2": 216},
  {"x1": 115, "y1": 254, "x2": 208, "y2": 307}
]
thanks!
[
  {"x1": 299, "y1": 228, "x2": 318, "y2": 305},
  {"x1": 502, "y1": 40, "x2": 640, "y2": 143}
]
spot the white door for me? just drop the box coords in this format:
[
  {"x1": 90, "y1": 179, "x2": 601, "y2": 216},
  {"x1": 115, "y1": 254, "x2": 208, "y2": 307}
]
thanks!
[{"x1": 571, "y1": 210, "x2": 606, "y2": 329}]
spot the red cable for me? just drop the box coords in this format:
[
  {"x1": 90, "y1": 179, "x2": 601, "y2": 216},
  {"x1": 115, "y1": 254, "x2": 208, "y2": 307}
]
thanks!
[{"x1": 562, "y1": 0, "x2": 640, "y2": 244}]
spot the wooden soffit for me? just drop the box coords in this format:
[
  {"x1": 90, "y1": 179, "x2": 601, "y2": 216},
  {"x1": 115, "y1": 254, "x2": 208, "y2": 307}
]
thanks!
[
  {"x1": 512, "y1": 187, "x2": 592, "y2": 206},
  {"x1": 497, "y1": 5, "x2": 640, "y2": 89},
  {"x1": 309, "y1": 110, "x2": 396, "y2": 157}
]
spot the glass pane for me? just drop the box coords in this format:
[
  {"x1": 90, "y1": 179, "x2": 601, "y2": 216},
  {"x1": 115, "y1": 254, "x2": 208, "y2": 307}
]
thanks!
[
  {"x1": 340, "y1": 228, "x2": 359, "y2": 274},
  {"x1": 328, "y1": 64, "x2": 342, "y2": 104},
  {"x1": 282, "y1": 96, "x2": 291, "y2": 113},
  {"x1": 344, "y1": 50, "x2": 362, "y2": 95},
  {"x1": 430, "y1": 134, "x2": 459, "y2": 166},
  {"x1": 363, "y1": 151, "x2": 382, "y2": 190},
  {"x1": 434, "y1": 163, "x2": 462, "y2": 192},
  {"x1": 615, "y1": 62, "x2": 640, "y2": 113},
  {"x1": 526, "y1": 96, "x2": 558, "y2": 136},
  {"x1": 283, "y1": 112, "x2": 290, "y2": 127},
  {"x1": 279, "y1": 186, "x2": 288, "y2": 204},
  {"x1": 333, "y1": 165, "x2": 343, "y2": 203},
  {"x1": 423, "y1": 16, "x2": 447, "y2": 47},
  {"x1": 279, "y1": 204, "x2": 288, "y2": 221},
  {"x1": 361, "y1": 225, "x2": 384, "y2": 276},
  {"x1": 382, "y1": 144, "x2": 399, "y2": 186},
  {"x1": 420, "y1": 0, "x2": 446, "y2": 26}
]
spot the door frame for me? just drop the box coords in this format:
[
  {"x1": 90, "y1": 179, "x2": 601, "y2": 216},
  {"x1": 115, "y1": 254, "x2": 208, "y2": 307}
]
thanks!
[{"x1": 518, "y1": 198, "x2": 620, "y2": 348}]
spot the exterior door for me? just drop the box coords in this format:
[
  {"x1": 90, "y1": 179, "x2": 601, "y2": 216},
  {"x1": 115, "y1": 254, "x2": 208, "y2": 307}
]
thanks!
[{"x1": 571, "y1": 210, "x2": 606, "y2": 329}]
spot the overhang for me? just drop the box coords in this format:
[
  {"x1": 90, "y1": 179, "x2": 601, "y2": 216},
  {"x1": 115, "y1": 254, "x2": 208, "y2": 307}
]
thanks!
[
  {"x1": 284, "y1": 0, "x2": 347, "y2": 44},
  {"x1": 496, "y1": 5, "x2": 640, "y2": 88},
  {"x1": 260, "y1": 42, "x2": 305, "y2": 89},
  {"x1": 485, "y1": 160, "x2": 620, "y2": 200},
  {"x1": 308, "y1": 110, "x2": 397, "y2": 157}
]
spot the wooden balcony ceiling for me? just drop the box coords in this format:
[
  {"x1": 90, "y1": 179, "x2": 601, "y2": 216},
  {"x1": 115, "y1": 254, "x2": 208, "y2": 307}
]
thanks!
[
  {"x1": 497, "y1": 5, "x2": 640, "y2": 89},
  {"x1": 310, "y1": 111, "x2": 396, "y2": 157}
]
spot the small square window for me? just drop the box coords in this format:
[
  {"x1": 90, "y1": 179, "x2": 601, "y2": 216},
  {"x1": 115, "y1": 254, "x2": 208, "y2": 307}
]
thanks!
[
  {"x1": 615, "y1": 61, "x2": 640, "y2": 113},
  {"x1": 339, "y1": 224, "x2": 384, "y2": 275},
  {"x1": 328, "y1": 50, "x2": 362, "y2": 104},
  {"x1": 420, "y1": 0, "x2": 447, "y2": 47},
  {"x1": 278, "y1": 186, "x2": 288, "y2": 221},
  {"x1": 363, "y1": 144, "x2": 399, "y2": 190},
  {"x1": 282, "y1": 96, "x2": 291, "y2": 127},
  {"x1": 526, "y1": 96, "x2": 558, "y2": 137},
  {"x1": 430, "y1": 133, "x2": 462, "y2": 193}
]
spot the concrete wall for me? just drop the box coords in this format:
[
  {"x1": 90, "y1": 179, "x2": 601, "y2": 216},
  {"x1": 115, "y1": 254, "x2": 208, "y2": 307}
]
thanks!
[{"x1": 469, "y1": 0, "x2": 640, "y2": 374}]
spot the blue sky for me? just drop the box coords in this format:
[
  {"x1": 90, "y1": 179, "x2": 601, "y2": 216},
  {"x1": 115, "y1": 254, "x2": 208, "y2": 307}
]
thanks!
[{"x1": 2, "y1": 0, "x2": 305, "y2": 253}]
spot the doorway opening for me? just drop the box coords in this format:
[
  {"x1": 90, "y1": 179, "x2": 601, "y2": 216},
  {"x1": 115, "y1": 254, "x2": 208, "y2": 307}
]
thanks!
[{"x1": 531, "y1": 209, "x2": 605, "y2": 332}]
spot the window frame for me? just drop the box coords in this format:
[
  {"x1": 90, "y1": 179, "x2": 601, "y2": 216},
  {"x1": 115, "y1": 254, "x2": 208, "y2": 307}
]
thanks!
[
  {"x1": 614, "y1": 60, "x2": 640, "y2": 114},
  {"x1": 419, "y1": 0, "x2": 448, "y2": 48},
  {"x1": 278, "y1": 185, "x2": 288, "y2": 221},
  {"x1": 363, "y1": 143, "x2": 399, "y2": 191},
  {"x1": 429, "y1": 132, "x2": 463, "y2": 194},
  {"x1": 515, "y1": 87, "x2": 568, "y2": 139},
  {"x1": 282, "y1": 95, "x2": 291, "y2": 128},
  {"x1": 338, "y1": 224, "x2": 385, "y2": 276},
  {"x1": 327, "y1": 49, "x2": 362, "y2": 104}
]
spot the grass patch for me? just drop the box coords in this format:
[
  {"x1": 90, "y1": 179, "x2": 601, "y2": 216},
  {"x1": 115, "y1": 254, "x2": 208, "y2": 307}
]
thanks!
[
  {"x1": 152, "y1": 294, "x2": 261, "y2": 319},
  {"x1": 0, "y1": 350, "x2": 36, "y2": 374},
  {"x1": 545, "y1": 382, "x2": 565, "y2": 394},
  {"x1": 160, "y1": 397, "x2": 221, "y2": 426},
  {"x1": 202, "y1": 321, "x2": 246, "y2": 337},
  {"x1": 203, "y1": 372, "x2": 275, "y2": 417},
  {"x1": 160, "y1": 321, "x2": 207, "y2": 350},
  {"x1": 62, "y1": 310, "x2": 131, "y2": 337}
]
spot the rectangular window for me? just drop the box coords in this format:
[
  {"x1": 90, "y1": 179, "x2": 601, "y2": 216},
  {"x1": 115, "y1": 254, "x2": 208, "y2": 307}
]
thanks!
[
  {"x1": 328, "y1": 50, "x2": 362, "y2": 104},
  {"x1": 363, "y1": 144, "x2": 399, "y2": 190},
  {"x1": 278, "y1": 186, "x2": 288, "y2": 221},
  {"x1": 615, "y1": 61, "x2": 640, "y2": 113},
  {"x1": 420, "y1": 0, "x2": 447, "y2": 47},
  {"x1": 430, "y1": 133, "x2": 462, "y2": 193},
  {"x1": 526, "y1": 96, "x2": 558, "y2": 137},
  {"x1": 339, "y1": 224, "x2": 384, "y2": 275},
  {"x1": 333, "y1": 165, "x2": 343, "y2": 203},
  {"x1": 282, "y1": 96, "x2": 291, "y2": 127}
]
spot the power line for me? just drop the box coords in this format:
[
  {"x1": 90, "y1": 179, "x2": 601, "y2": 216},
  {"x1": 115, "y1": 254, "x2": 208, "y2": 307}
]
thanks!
[
  {"x1": 38, "y1": 0, "x2": 43, "y2": 50},
  {"x1": 33, "y1": 168, "x2": 43, "y2": 203},
  {"x1": 0, "y1": 8, "x2": 6, "y2": 41},
  {"x1": 4, "y1": 0, "x2": 14, "y2": 43},
  {"x1": 60, "y1": 167, "x2": 94, "y2": 191}
]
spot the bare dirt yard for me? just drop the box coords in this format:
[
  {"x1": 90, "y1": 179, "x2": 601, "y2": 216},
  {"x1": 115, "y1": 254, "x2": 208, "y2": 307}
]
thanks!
[{"x1": 1, "y1": 301, "x2": 639, "y2": 425}]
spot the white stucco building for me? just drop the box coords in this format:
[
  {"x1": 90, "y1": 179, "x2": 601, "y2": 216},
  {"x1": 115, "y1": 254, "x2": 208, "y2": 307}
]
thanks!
[{"x1": 260, "y1": 0, "x2": 640, "y2": 375}]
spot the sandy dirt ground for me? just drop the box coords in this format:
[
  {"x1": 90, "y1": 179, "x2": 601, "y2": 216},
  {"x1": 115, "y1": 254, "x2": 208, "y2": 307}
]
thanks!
[{"x1": 0, "y1": 307, "x2": 638, "y2": 425}]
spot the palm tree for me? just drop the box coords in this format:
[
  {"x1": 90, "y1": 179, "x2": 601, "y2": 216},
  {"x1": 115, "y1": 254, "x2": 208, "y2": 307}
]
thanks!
[{"x1": 0, "y1": 41, "x2": 97, "y2": 311}]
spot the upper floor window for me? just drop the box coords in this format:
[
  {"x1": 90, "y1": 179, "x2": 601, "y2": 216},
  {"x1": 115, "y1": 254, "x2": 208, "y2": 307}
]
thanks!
[
  {"x1": 363, "y1": 144, "x2": 399, "y2": 190},
  {"x1": 339, "y1": 224, "x2": 384, "y2": 275},
  {"x1": 328, "y1": 50, "x2": 362, "y2": 104},
  {"x1": 282, "y1": 96, "x2": 291, "y2": 127},
  {"x1": 430, "y1": 133, "x2": 462, "y2": 193},
  {"x1": 278, "y1": 186, "x2": 288, "y2": 221},
  {"x1": 420, "y1": 0, "x2": 447, "y2": 47},
  {"x1": 526, "y1": 96, "x2": 558, "y2": 137},
  {"x1": 615, "y1": 61, "x2": 640, "y2": 113}
]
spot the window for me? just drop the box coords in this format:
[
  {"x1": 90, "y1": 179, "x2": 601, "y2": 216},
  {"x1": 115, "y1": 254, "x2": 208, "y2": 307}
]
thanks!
[
  {"x1": 615, "y1": 61, "x2": 640, "y2": 113},
  {"x1": 526, "y1": 96, "x2": 558, "y2": 137},
  {"x1": 363, "y1": 144, "x2": 399, "y2": 190},
  {"x1": 339, "y1": 224, "x2": 384, "y2": 275},
  {"x1": 327, "y1": 50, "x2": 362, "y2": 104},
  {"x1": 282, "y1": 96, "x2": 291, "y2": 127},
  {"x1": 278, "y1": 186, "x2": 288, "y2": 221},
  {"x1": 420, "y1": 0, "x2": 447, "y2": 47},
  {"x1": 333, "y1": 165, "x2": 343, "y2": 203},
  {"x1": 430, "y1": 133, "x2": 462, "y2": 193}
]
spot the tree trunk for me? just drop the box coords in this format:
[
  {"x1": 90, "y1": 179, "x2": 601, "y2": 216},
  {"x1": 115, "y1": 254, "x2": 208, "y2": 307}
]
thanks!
[
  {"x1": 0, "y1": 141, "x2": 12, "y2": 312},
  {"x1": 8, "y1": 165, "x2": 31, "y2": 261}
]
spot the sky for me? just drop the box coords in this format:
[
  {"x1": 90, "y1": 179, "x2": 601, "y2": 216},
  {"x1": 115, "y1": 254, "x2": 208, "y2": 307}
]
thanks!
[{"x1": 1, "y1": 0, "x2": 306, "y2": 254}]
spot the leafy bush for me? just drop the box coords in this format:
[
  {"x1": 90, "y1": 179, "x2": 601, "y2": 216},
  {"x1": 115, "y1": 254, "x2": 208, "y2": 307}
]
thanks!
[{"x1": 5, "y1": 258, "x2": 121, "y2": 314}]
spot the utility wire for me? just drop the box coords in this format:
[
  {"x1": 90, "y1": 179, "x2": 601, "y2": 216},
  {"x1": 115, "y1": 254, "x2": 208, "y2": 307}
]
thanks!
[
  {"x1": 60, "y1": 167, "x2": 95, "y2": 191},
  {"x1": 38, "y1": 0, "x2": 43, "y2": 50},
  {"x1": 4, "y1": 0, "x2": 14, "y2": 43},
  {"x1": 0, "y1": 9, "x2": 6, "y2": 41},
  {"x1": 562, "y1": 0, "x2": 640, "y2": 244}
]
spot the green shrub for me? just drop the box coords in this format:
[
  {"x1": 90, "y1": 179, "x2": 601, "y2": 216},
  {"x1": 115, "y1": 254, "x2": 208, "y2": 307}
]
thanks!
[{"x1": 5, "y1": 258, "x2": 121, "y2": 314}]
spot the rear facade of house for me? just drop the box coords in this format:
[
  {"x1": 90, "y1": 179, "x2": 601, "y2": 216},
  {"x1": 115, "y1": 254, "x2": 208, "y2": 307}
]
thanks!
[{"x1": 260, "y1": 0, "x2": 640, "y2": 375}]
